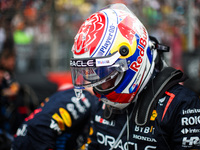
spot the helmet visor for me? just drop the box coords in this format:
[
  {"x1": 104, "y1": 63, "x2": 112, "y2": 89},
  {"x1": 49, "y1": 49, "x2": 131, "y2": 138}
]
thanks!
[{"x1": 70, "y1": 52, "x2": 128, "y2": 88}]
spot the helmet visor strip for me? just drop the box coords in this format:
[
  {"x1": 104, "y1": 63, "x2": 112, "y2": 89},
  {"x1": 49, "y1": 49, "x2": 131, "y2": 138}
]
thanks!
[{"x1": 70, "y1": 52, "x2": 128, "y2": 88}]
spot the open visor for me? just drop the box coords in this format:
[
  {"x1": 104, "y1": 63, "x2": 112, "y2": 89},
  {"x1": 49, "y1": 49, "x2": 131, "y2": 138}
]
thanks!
[{"x1": 70, "y1": 52, "x2": 128, "y2": 88}]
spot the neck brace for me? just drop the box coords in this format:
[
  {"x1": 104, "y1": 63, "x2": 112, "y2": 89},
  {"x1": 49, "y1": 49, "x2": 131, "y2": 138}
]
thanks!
[{"x1": 134, "y1": 67, "x2": 187, "y2": 126}]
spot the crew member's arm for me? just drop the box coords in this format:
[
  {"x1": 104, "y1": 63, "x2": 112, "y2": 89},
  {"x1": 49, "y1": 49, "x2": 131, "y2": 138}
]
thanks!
[{"x1": 11, "y1": 89, "x2": 96, "y2": 150}]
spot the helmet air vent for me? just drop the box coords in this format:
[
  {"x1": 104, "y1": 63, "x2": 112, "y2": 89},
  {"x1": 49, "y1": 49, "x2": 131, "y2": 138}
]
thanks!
[{"x1": 119, "y1": 45, "x2": 129, "y2": 56}]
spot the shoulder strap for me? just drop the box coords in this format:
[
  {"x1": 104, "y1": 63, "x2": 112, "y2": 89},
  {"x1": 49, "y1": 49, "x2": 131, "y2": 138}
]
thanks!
[{"x1": 134, "y1": 67, "x2": 187, "y2": 126}]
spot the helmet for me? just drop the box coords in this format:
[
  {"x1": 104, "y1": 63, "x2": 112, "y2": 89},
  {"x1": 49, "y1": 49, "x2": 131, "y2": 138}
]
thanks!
[{"x1": 70, "y1": 3, "x2": 157, "y2": 109}]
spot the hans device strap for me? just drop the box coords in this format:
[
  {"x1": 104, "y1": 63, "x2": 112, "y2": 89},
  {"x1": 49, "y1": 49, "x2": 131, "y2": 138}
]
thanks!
[{"x1": 134, "y1": 67, "x2": 187, "y2": 126}]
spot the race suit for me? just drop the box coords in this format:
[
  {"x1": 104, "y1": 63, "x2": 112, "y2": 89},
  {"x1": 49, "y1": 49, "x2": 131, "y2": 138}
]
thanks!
[
  {"x1": 11, "y1": 88, "x2": 98, "y2": 150},
  {"x1": 87, "y1": 84, "x2": 200, "y2": 150}
]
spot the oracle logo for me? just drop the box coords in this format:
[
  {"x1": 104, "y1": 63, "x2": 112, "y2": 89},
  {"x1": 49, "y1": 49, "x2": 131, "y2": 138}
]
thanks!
[{"x1": 70, "y1": 60, "x2": 94, "y2": 67}]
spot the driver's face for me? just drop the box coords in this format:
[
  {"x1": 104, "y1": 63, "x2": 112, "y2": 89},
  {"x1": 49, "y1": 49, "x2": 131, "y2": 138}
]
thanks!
[{"x1": 99, "y1": 75, "x2": 117, "y2": 90}]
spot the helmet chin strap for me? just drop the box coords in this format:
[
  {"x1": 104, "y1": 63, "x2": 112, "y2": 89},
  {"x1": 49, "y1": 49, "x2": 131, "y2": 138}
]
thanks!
[{"x1": 103, "y1": 104, "x2": 126, "y2": 120}]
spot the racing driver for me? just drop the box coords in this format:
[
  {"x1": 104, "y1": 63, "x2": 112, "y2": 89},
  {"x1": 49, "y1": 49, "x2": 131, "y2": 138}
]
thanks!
[{"x1": 70, "y1": 3, "x2": 200, "y2": 150}]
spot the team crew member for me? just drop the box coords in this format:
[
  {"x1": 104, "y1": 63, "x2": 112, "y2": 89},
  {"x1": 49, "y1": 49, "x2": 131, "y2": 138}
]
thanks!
[
  {"x1": 11, "y1": 86, "x2": 98, "y2": 150},
  {"x1": 70, "y1": 3, "x2": 200, "y2": 150}
]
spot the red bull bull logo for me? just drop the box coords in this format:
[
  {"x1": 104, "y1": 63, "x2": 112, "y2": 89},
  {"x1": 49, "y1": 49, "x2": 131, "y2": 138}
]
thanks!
[{"x1": 118, "y1": 15, "x2": 136, "y2": 45}]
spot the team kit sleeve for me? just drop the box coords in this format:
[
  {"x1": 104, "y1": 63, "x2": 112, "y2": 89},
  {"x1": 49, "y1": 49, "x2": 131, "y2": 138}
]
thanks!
[
  {"x1": 11, "y1": 89, "x2": 96, "y2": 150},
  {"x1": 173, "y1": 95, "x2": 200, "y2": 149},
  {"x1": 162, "y1": 86, "x2": 200, "y2": 150}
]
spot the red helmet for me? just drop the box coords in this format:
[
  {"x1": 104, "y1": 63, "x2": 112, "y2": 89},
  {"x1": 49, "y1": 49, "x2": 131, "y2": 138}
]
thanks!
[{"x1": 70, "y1": 3, "x2": 157, "y2": 109}]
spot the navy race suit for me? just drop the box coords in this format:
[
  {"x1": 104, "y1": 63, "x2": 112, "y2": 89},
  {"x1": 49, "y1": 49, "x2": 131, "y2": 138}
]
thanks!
[
  {"x1": 11, "y1": 88, "x2": 98, "y2": 150},
  {"x1": 87, "y1": 84, "x2": 200, "y2": 150}
]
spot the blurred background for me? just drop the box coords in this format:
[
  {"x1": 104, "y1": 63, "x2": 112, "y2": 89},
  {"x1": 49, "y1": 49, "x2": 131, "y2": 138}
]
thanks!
[{"x1": 0, "y1": 0, "x2": 200, "y2": 101}]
